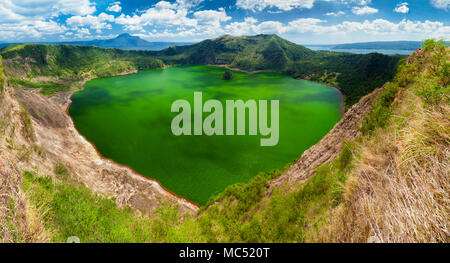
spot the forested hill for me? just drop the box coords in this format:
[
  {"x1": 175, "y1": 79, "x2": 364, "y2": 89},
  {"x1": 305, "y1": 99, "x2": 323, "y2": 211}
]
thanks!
[
  {"x1": 1, "y1": 34, "x2": 402, "y2": 107},
  {"x1": 0, "y1": 44, "x2": 164, "y2": 95},
  {"x1": 152, "y1": 34, "x2": 402, "y2": 107}
]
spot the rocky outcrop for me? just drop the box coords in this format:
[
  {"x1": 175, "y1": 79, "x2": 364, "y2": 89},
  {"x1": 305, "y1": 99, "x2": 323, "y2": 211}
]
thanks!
[{"x1": 270, "y1": 84, "x2": 386, "y2": 190}]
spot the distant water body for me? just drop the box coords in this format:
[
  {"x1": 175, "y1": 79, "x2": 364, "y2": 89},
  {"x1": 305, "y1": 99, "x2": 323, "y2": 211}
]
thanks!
[{"x1": 305, "y1": 46, "x2": 415, "y2": 56}]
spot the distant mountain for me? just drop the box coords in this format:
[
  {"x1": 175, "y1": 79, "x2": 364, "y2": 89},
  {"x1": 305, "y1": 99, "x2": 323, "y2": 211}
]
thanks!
[
  {"x1": 61, "y1": 33, "x2": 194, "y2": 50},
  {"x1": 331, "y1": 41, "x2": 426, "y2": 50},
  {"x1": 0, "y1": 34, "x2": 194, "y2": 51}
]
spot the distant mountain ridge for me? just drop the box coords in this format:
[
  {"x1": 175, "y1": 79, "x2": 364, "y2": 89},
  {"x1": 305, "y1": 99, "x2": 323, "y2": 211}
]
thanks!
[
  {"x1": 328, "y1": 40, "x2": 448, "y2": 50},
  {"x1": 60, "y1": 33, "x2": 194, "y2": 50},
  {"x1": 0, "y1": 33, "x2": 194, "y2": 51},
  {"x1": 332, "y1": 41, "x2": 424, "y2": 50}
]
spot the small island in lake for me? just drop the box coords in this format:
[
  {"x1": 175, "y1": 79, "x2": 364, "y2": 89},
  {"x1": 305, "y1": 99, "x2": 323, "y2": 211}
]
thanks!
[{"x1": 222, "y1": 71, "x2": 233, "y2": 80}]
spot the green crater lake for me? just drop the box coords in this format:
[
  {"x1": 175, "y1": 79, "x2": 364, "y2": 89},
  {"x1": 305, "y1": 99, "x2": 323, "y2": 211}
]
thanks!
[{"x1": 69, "y1": 66, "x2": 342, "y2": 205}]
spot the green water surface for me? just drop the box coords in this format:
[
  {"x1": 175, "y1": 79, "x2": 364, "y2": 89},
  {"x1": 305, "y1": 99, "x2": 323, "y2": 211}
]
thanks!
[{"x1": 69, "y1": 66, "x2": 342, "y2": 205}]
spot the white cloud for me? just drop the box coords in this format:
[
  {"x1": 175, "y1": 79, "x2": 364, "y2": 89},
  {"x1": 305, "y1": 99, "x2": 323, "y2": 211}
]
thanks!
[
  {"x1": 67, "y1": 13, "x2": 114, "y2": 33},
  {"x1": 349, "y1": 0, "x2": 372, "y2": 5},
  {"x1": 0, "y1": 20, "x2": 67, "y2": 41},
  {"x1": 236, "y1": 0, "x2": 335, "y2": 11},
  {"x1": 394, "y1": 2, "x2": 409, "y2": 13},
  {"x1": 54, "y1": 0, "x2": 96, "y2": 16},
  {"x1": 225, "y1": 17, "x2": 258, "y2": 35},
  {"x1": 107, "y1": 1, "x2": 122, "y2": 13},
  {"x1": 176, "y1": 0, "x2": 205, "y2": 8},
  {"x1": 430, "y1": 0, "x2": 449, "y2": 10},
  {"x1": 0, "y1": 0, "x2": 96, "y2": 40},
  {"x1": 115, "y1": 1, "x2": 231, "y2": 37},
  {"x1": 115, "y1": 1, "x2": 198, "y2": 31},
  {"x1": 0, "y1": 0, "x2": 96, "y2": 23},
  {"x1": 326, "y1": 11, "x2": 345, "y2": 16},
  {"x1": 352, "y1": 6, "x2": 379, "y2": 15},
  {"x1": 74, "y1": 27, "x2": 91, "y2": 39},
  {"x1": 222, "y1": 17, "x2": 449, "y2": 42},
  {"x1": 194, "y1": 8, "x2": 231, "y2": 27},
  {"x1": 288, "y1": 18, "x2": 332, "y2": 33}
]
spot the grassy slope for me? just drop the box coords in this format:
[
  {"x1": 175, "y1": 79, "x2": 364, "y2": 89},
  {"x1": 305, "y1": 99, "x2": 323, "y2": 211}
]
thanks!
[
  {"x1": 0, "y1": 44, "x2": 164, "y2": 95},
  {"x1": 19, "y1": 40, "x2": 448, "y2": 243},
  {"x1": 0, "y1": 56, "x2": 4, "y2": 96}
]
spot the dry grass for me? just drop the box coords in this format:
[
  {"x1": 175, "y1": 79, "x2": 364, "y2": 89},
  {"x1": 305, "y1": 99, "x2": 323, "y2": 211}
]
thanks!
[{"x1": 321, "y1": 90, "x2": 449, "y2": 242}]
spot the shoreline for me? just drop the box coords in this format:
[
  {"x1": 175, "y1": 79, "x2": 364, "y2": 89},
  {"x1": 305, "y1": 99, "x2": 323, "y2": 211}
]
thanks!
[
  {"x1": 208, "y1": 64, "x2": 275, "y2": 75},
  {"x1": 298, "y1": 78, "x2": 346, "y2": 115}
]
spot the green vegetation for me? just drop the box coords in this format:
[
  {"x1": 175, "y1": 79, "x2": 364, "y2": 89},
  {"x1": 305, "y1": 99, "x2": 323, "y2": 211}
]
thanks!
[
  {"x1": 0, "y1": 55, "x2": 4, "y2": 97},
  {"x1": 323, "y1": 39, "x2": 449, "y2": 242},
  {"x1": 22, "y1": 170, "x2": 184, "y2": 243},
  {"x1": 54, "y1": 162, "x2": 69, "y2": 179},
  {"x1": 362, "y1": 39, "x2": 449, "y2": 135},
  {"x1": 222, "y1": 70, "x2": 233, "y2": 80},
  {"x1": 1, "y1": 44, "x2": 164, "y2": 95},
  {"x1": 9, "y1": 78, "x2": 68, "y2": 95},
  {"x1": 414, "y1": 39, "x2": 449, "y2": 105},
  {"x1": 22, "y1": 147, "x2": 351, "y2": 243},
  {"x1": 20, "y1": 106, "x2": 34, "y2": 141},
  {"x1": 361, "y1": 82, "x2": 400, "y2": 135}
]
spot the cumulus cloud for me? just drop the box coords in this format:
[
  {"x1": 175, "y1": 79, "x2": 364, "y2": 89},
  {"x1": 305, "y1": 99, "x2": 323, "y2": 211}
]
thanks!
[
  {"x1": 430, "y1": 0, "x2": 449, "y2": 10},
  {"x1": 176, "y1": 0, "x2": 205, "y2": 8},
  {"x1": 0, "y1": 20, "x2": 67, "y2": 41},
  {"x1": 194, "y1": 8, "x2": 231, "y2": 27},
  {"x1": 352, "y1": 6, "x2": 379, "y2": 15},
  {"x1": 394, "y1": 2, "x2": 409, "y2": 13},
  {"x1": 326, "y1": 11, "x2": 345, "y2": 16},
  {"x1": 348, "y1": 0, "x2": 372, "y2": 5},
  {"x1": 223, "y1": 17, "x2": 449, "y2": 42},
  {"x1": 107, "y1": 1, "x2": 122, "y2": 13},
  {"x1": 67, "y1": 12, "x2": 115, "y2": 33},
  {"x1": 115, "y1": 1, "x2": 197, "y2": 31},
  {"x1": 0, "y1": 0, "x2": 96, "y2": 23},
  {"x1": 115, "y1": 1, "x2": 231, "y2": 36},
  {"x1": 236, "y1": 0, "x2": 336, "y2": 11},
  {"x1": 0, "y1": 0, "x2": 98, "y2": 40},
  {"x1": 0, "y1": 0, "x2": 91, "y2": 41}
]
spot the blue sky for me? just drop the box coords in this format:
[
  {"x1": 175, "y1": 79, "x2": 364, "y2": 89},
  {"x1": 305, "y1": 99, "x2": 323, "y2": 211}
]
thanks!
[{"x1": 0, "y1": 0, "x2": 449, "y2": 44}]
